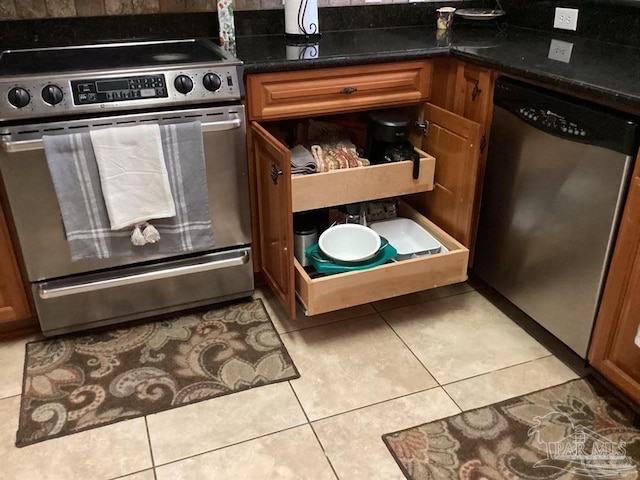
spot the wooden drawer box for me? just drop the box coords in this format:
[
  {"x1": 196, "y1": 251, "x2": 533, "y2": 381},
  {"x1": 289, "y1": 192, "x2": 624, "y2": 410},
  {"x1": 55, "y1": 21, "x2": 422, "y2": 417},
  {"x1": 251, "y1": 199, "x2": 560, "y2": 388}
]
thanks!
[
  {"x1": 294, "y1": 201, "x2": 469, "y2": 315},
  {"x1": 292, "y1": 149, "x2": 435, "y2": 212},
  {"x1": 247, "y1": 61, "x2": 433, "y2": 121}
]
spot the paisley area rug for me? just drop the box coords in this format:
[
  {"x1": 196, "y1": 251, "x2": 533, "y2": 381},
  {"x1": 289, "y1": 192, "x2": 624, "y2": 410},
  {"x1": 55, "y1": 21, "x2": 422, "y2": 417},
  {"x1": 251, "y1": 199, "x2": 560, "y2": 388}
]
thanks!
[
  {"x1": 383, "y1": 379, "x2": 640, "y2": 480},
  {"x1": 16, "y1": 298, "x2": 299, "y2": 447}
]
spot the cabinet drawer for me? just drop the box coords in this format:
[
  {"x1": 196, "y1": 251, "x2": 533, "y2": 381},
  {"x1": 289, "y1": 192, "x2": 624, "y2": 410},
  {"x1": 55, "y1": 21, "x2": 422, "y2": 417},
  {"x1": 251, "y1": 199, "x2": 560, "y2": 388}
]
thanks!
[
  {"x1": 294, "y1": 201, "x2": 469, "y2": 315},
  {"x1": 247, "y1": 61, "x2": 432, "y2": 121},
  {"x1": 292, "y1": 148, "x2": 435, "y2": 212}
]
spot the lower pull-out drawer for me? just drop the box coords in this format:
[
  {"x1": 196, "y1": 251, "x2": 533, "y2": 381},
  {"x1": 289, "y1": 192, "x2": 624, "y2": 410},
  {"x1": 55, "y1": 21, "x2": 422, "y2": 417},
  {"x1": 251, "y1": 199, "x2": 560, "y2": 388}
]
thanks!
[{"x1": 294, "y1": 201, "x2": 469, "y2": 315}]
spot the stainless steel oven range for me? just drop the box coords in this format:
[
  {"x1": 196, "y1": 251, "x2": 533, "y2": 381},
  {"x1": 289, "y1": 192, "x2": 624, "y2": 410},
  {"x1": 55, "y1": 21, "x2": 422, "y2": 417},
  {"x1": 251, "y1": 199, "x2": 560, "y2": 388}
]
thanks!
[{"x1": 0, "y1": 39, "x2": 253, "y2": 336}]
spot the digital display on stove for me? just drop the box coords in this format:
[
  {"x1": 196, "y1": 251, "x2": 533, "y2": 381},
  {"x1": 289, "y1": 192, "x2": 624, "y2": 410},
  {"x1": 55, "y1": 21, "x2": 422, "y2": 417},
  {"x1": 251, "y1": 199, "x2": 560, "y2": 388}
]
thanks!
[
  {"x1": 96, "y1": 79, "x2": 130, "y2": 92},
  {"x1": 70, "y1": 74, "x2": 168, "y2": 105}
]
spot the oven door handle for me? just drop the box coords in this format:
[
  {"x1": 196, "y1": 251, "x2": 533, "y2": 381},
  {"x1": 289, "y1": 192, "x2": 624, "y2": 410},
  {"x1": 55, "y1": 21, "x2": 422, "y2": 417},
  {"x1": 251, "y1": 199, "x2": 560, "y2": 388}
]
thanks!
[
  {"x1": 37, "y1": 249, "x2": 250, "y2": 299},
  {"x1": 1, "y1": 118, "x2": 243, "y2": 153}
]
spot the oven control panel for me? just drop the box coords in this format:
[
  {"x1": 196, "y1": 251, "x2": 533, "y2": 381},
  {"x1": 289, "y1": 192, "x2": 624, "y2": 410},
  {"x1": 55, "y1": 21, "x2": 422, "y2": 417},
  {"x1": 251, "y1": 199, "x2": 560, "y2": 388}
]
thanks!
[
  {"x1": 71, "y1": 75, "x2": 168, "y2": 105},
  {"x1": 0, "y1": 66, "x2": 242, "y2": 123}
]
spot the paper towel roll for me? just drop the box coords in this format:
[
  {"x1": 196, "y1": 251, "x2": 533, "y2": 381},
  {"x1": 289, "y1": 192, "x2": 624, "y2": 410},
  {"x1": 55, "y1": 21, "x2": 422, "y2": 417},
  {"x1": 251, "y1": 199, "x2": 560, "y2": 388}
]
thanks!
[{"x1": 285, "y1": 0, "x2": 319, "y2": 36}]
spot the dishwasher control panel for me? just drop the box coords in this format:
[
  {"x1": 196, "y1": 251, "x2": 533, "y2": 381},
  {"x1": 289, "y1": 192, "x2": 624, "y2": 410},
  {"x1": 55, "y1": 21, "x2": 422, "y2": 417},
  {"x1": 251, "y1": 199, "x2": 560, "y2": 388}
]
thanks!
[{"x1": 518, "y1": 107, "x2": 588, "y2": 138}]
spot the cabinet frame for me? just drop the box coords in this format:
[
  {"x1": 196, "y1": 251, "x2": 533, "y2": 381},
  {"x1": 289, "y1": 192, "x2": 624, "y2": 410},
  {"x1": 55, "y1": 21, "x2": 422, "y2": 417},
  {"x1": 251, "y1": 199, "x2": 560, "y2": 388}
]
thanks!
[{"x1": 247, "y1": 60, "x2": 483, "y2": 319}]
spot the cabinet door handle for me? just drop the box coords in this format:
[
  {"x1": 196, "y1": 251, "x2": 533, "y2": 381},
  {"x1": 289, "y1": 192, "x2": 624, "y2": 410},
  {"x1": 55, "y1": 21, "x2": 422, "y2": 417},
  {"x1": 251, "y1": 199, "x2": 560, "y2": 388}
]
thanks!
[
  {"x1": 471, "y1": 80, "x2": 482, "y2": 101},
  {"x1": 339, "y1": 86, "x2": 358, "y2": 95},
  {"x1": 270, "y1": 163, "x2": 283, "y2": 184}
]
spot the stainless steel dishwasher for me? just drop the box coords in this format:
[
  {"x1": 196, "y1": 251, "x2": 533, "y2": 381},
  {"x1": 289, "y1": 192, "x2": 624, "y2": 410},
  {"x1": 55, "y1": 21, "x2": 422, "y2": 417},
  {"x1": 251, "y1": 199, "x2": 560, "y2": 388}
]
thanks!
[{"x1": 473, "y1": 77, "x2": 639, "y2": 358}]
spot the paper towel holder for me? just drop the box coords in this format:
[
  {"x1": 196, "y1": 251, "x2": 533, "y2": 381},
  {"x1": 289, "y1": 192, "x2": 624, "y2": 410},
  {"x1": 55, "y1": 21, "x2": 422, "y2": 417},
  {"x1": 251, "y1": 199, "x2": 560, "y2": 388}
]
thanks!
[{"x1": 284, "y1": 0, "x2": 322, "y2": 45}]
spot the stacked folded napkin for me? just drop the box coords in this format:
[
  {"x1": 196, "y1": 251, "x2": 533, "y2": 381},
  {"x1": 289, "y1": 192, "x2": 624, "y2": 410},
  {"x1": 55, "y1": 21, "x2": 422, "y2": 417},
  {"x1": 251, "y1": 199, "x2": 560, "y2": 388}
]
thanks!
[{"x1": 290, "y1": 145, "x2": 317, "y2": 175}]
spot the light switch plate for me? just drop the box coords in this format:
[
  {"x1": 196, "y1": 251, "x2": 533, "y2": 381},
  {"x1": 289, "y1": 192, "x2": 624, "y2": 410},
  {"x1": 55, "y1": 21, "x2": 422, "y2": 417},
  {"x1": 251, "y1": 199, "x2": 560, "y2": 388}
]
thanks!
[
  {"x1": 548, "y1": 39, "x2": 574, "y2": 63},
  {"x1": 554, "y1": 7, "x2": 579, "y2": 30}
]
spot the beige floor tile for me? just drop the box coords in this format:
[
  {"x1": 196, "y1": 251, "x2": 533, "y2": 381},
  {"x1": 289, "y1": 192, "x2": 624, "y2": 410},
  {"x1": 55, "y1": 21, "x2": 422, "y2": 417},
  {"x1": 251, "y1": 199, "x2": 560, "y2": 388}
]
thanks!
[
  {"x1": 282, "y1": 314, "x2": 437, "y2": 421},
  {"x1": 313, "y1": 387, "x2": 460, "y2": 480},
  {"x1": 147, "y1": 382, "x2": 307, "y2": 465},
  {"x1": 253, "y1": 287, "x2": 375, "y2": 334},
  {"x1": 372, "y1": 282, "x2": 475, "y2": 312},
  {"x1": 0, "y1": 396, "x2": 151, "y2": 480},
  {"x1": 444, "y1": 356, "x2": 580, "y2": 411},
  {"x1": 156, "y1": 425, "x2": 336, "y2": 480},
  {"x1": 382, "y1": 291, "x2": 550, "y2": 384},
  {"x1": 113, "y1": 470, "x2": 156, "y2": 480},
  {"x1": 0, "y1": 334, "x2": 42, "y2": 400}
]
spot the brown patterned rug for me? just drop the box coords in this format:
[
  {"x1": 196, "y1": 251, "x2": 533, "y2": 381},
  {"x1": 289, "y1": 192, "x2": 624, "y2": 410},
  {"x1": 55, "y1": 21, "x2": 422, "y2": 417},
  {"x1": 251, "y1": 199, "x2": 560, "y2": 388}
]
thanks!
[
  {"x1": 16, "y1": 298, "x2": 299, "y2": 447},
  {"x1": 383, "y1": 379, "x2": 640, "y2": 480}
]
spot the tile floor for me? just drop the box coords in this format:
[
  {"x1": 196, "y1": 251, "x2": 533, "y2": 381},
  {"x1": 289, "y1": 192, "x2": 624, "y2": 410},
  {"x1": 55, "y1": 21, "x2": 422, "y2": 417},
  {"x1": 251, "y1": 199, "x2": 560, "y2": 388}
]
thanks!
[{"x1": 0, "y1": 283, "x2": 581, "y2": 480}]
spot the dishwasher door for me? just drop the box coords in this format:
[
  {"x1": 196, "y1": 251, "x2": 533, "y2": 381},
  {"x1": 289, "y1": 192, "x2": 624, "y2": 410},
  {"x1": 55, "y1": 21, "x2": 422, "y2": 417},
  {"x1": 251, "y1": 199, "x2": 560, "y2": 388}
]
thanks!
[{"x1": 474, "y1": 78, "x2": 638, "y2": 358}]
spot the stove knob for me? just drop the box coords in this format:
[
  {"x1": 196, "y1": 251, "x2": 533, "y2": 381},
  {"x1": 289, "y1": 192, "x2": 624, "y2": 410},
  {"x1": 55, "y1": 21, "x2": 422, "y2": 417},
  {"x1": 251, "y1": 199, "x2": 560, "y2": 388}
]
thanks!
[
  {"x1": 42, "y1": 84, "x2": 63, "y2": 105},
  {"x1": 174, "y1": 75, "x2": 193, "y2": 94},
  {"x1": 8, "y1": 87, "x2": 30, "y2": 108},
  {"x1": 203, "y1": 73, "x2": 222, "y2": 92}
]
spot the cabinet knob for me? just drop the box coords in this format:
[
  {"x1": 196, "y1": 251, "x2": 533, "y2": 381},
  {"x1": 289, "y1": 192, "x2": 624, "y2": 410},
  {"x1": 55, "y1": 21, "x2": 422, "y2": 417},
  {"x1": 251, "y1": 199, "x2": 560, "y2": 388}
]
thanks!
[
  {"x1": 339, "y1": 86, "x2": 358, "y2": 95},
  {"x1": 270, "y1": 163, "x2": 283, "y2": 184}
]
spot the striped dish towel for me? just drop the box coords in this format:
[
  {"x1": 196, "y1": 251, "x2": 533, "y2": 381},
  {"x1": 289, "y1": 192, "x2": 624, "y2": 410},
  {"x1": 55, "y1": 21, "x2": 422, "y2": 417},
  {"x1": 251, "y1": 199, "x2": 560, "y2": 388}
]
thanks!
[{"x1": 43, "y1": 121, "x2": 214, "y2": 260}]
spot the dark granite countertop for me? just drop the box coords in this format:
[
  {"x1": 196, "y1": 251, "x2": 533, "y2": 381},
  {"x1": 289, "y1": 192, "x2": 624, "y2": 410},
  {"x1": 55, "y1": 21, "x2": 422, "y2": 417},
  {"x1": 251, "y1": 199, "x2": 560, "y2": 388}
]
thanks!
[{"x1": 236, "y1": 25, "x2": 640, "y2": 111}]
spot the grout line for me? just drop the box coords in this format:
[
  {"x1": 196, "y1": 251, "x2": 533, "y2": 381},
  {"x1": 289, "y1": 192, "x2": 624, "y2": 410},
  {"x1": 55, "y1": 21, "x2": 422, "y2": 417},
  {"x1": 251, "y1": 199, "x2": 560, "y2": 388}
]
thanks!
[
  {"x1": 378, "y1": 311, "x2": 442, "y2": 386},
  {"x1": 441, "y1": 387, "x2": 465, "y2": 413},
  {"x1": 152, "y1": 423, "x2": 307, "y2": 469},
  {"x1": 308, "y1": 384, "x2": 443, "y2": 424},
  {"x1": 277, "y1": 309, "x2": 378, "y2": 336},
  {"x1": 286, "y1": 381, "x2": 342, "y2": 480},
  {"x1": 107, "y1": 467, "x2": 155, "y2": 480},
  {"x1": 0, "y1": 393, "x2": 21, "y2": 401},
  {"x1": 371, "y1": 286, "x2": 476, "y2": 314},
  {"x1": 144, "y1": 417, "x2": 158, "y2": 479},
  {"x1": 438, "y1": 353, "x2": 567, "y2": 388}
]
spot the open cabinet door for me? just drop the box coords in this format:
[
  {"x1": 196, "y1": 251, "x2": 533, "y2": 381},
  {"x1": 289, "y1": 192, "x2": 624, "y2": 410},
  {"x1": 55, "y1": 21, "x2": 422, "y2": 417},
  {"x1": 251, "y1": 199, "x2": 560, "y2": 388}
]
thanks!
[
  {"x1": 251, "y1": 121, "x2": 296, "y2": 318},
  {"x1": 414, "y1": 104, "x2": 482, "y2": 247}
]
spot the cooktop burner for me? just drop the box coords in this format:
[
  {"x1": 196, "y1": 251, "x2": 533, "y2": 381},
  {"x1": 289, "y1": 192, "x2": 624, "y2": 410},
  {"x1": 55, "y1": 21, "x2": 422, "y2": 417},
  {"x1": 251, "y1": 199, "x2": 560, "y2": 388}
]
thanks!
[
  {"x1": 0, "y1": 39, "x2": 243, "y2": 123},
  {"x1": 0, "y1": 39, "x2": 225, "y2": 76}
]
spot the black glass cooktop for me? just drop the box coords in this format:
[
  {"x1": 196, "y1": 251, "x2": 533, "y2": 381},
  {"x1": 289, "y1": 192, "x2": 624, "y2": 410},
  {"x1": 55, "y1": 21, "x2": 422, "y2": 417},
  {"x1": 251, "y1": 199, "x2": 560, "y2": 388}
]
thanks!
[{"x1": 0, "y1": 39, "x2": 224, "y2": 76}]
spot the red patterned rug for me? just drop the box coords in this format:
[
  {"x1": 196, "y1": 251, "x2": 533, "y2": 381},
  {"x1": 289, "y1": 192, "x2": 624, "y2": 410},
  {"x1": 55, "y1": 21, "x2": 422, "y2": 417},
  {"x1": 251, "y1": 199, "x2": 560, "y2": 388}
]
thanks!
[
  {"x1": 17, "y1": 298, "x2": 299, "y2": 447},
  {"x1": 383, "y1": 379, "x2": 640, "y2": 479}
]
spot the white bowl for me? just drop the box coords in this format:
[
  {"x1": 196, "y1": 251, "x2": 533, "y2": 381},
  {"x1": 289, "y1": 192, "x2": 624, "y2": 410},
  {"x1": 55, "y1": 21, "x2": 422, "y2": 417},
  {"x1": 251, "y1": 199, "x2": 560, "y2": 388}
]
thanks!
[{"x1": 318, "y1": 224, "x2": 381, "y2": 263}]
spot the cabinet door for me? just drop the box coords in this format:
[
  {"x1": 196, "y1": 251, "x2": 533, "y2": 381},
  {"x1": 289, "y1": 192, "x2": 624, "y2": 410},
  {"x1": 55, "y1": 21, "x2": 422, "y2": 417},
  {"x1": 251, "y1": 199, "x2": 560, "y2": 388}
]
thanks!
[
  {"x1": 453, "y1": 64, "x2": 493, "y2": 126},
  {"x1": 589, "y1": 173, "x2": 640, "y2": 404},
  {"x1": 0, "y1": 202, "x2": 30, "y2": 324},
  {"x1": 251, "y1": 122, "x2": 296, "y2": 318},
  {"x1": 413, "y1": 104, "x2": 482, "y2": 247}
]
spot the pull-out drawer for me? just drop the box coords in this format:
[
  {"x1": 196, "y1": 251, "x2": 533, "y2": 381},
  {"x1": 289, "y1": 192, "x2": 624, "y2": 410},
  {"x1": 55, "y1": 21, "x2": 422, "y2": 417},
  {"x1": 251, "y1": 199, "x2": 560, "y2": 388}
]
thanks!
[
  {"x1": 247, "y1": 61, "x2": 433, "y2": 121},
  {"x1": 294, "y1": 201, "x2": 469, "y2": 315},
  {"x1": 292, "y1": 148, "x2": 435, "y2": 212}
]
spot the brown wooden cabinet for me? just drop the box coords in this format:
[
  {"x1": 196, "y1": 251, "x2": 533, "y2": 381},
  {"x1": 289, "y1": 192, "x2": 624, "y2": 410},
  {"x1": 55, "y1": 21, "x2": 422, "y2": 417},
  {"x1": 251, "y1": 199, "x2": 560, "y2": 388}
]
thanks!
[
  {"x1": 0, "y1": 200, "x2": 32, "y2": 335},
  {"x1": 429, "y1": 59, "x2": 494, "y2": 257},
  {"x1": 247, "y1": 60, "x2": 485, "y2": 318},
  {"x1": 589, "y1": 153, "x2": 640, "y2": 404}
]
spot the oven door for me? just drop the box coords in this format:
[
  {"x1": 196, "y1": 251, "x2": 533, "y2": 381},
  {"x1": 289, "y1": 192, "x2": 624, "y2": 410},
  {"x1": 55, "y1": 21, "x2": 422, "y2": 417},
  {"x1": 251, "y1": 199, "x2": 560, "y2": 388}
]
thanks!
[{"x1": 0, "y1": 105, "x2": 253, "y2": 335}]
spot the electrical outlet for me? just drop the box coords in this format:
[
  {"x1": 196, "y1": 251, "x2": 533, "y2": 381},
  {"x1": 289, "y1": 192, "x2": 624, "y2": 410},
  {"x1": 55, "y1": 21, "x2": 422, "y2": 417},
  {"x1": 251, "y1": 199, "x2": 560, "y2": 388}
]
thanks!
[
  {"x1": 554, "y1": 7, "x2": 579, "y2": 31},
  {"x1": 548, "y1": 39, "x2": 574, "y2": 63}
]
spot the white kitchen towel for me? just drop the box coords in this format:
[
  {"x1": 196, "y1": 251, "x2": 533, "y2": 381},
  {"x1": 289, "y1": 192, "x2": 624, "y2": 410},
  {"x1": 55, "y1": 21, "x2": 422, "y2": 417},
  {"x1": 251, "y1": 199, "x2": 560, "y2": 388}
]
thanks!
[
  {"x1": 89, "y1": 124, "x2": 176, "y2": 230},
  {"x1": 43, "y1": 122, "x2": 214, "y2": 260}
]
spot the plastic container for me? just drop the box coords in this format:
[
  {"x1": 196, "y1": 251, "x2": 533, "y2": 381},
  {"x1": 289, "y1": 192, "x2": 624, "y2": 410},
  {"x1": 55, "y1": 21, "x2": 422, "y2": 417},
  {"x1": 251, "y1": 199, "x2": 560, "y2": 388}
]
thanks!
[{"x1": 370, "y1": 218, "x2": 446, "y2": 259}]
